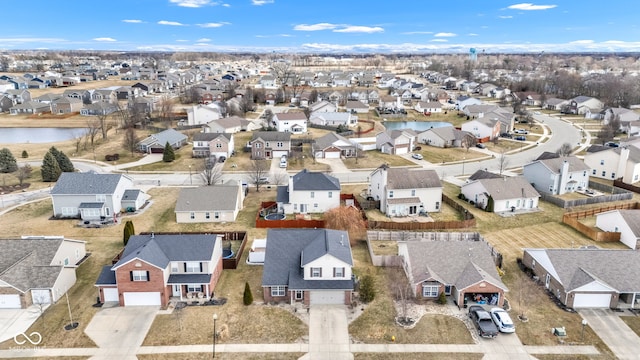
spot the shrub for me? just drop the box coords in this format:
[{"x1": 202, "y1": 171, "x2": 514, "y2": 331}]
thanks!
[
  {"x1": 21, "y1": 150, "x2": 28, "y2": 158},
  {"x1": 437, "y1": 291, "x2": 447, "y2": 305},
  {"x1": 359, "y1": 275, "x2": 376, "y2": 303},
  {"x1": 243, "y1": 282, "x2": 253, "y2": 305}
]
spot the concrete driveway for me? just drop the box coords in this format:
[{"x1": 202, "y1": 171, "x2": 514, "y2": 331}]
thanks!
[
  {"x1": 306, "y1": 305, "x2": 352, "y2": 360},
  {"x1": 579, "y1": 309, "x2": 640, "y2": 360},
  {"x1": 0, "y1": 306, "x2": 45, "y2": 344},
  {"x1": 84, "y1": 305, "x2": 158, "y2": 360}
]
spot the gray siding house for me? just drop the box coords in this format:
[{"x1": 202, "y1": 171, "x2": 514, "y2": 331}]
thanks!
[{"x1": 523, "y1": 156, "x2": 590, "y2": 195}]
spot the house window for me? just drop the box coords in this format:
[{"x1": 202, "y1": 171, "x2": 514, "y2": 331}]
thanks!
[
  {"x1": 333, "y1": 267, "x2": 344, "y2": 278},
  {"x1": 171, "y1": 263, "x2": 178, "y2": 273},
  {"x1": 583, "y1": 171, "x2": 587, "y2": 176},
  {"x1": 314, "y1": 203, "x2": 318, "y2": 208},
  {"x1": 216, "y1": 143, "x2": 222, "y2": 148},
  {"x1": 310, "y1": 192, "x2": 315, "y2": 198},
  {"x1": 328, "y1": 191, "x2": 333, "y2": 198},
  {"x1": 311, "y1": 267, "x2": 322, "y2": 278},
  {"x1": 277, "y1": 142, "x2": 283, "y2": 147},
  {"x1": 271, "y1": 286, "x2": 285, "y2": 297},
  {"x1": 190, "y1": 212, "x2": 195, "y2": 219},
  {"x1": 188, "y1": 285, "x2": 202, "y2": 293},
  {"x1": 600, "y1": 160, "x2": 604, "y2": 165},
  {"x1": 185, "y1": 262, "x2": 200, "y2": 273},
  {"x1": 531, "y1": 259, "x2": 536, "y2": 269},
  {"x1": 214, "y1": 212, "x2": 220, "y2": 219},
  {"x1": 255, "y1": 143, "x2": 261, "y2": 148},
  {"x1": 205, "y1": 212, "x2": 210, "y2": 219},
  {"x1": 422, "y1": 283, "x2": 439, "y2": 297},
  {"x1": 389, "y1": 191, "x2": 394, "y2": 198},
  {"x1": 444, "y1": 285, "x2": 452, "y2": 295},
  {"x1": 602, "y1": 171, "x2": 606, "y2": 177},
  {"x1": 295, "y1": 290, "x2": 303, "y2": 300},
  {"x1": 266, "y1": 142, "x2": 270, "y2": 147},
  {"x1": 611, "y1": 172, "x2": 616, "y2": 179},
  {"x1": 96, "y1": 194, "x2": 106, "y2": 202},
  {"x1": 411, "y1": 189, "x2": 416, "y2": 196},
  {"x1": 592, "y1": 169, "x2": 596, "y2": 175},
  {"x1": 61, "y1": 207, "x2": 77, "y2": 216},
  {"x1": 435, "y1": 202, "x2": 440, "y2": 210},
  {"x1": 131, "y1": 270, "x2": 148, "y2": 281}
]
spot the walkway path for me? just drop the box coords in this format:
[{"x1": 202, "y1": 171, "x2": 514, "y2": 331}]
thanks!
[{"x1": 579, "y1": 309, "x2": 640, "y2": 360}]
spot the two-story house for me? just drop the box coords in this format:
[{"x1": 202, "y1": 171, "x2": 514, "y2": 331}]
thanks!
[
  {"x1": 262, "y1": 229, "x2": 354, "y2": 305},
  {"x1": 192, "y1": 132, "x2": 234, "y2": 158},
  {"x1": 272, "y1": 112, "x2": 308, "y2": 133},
  {"x1": 584, "y1": 145, "x2": 640, "y2": 183},
  {"x1": 376, "y1": 129, "x2": 417, "y2": 155},
  {"x1": 276, "y1": 169, "x2": 341, "y2": 214},
  {"x1": 523, "y1": 156, "x2": 590, "y2": 195},
  {"x1": 461, "y1": 117, "x2": 500, "y2": 141},
  {"x1": 249, "y1": 131, "x2": 291, "y2": 159},
  {"x1": 369, "y1": 165, "x2": 442, "y2": 217},
  {"x1": 95, "y1": 233, "x2": 223, "y2": 307}
]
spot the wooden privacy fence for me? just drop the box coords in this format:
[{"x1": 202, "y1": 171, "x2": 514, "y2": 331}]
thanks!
[
  {"x1": 560, "y1": 203, "x2": 640, "y2": 242},
  {"x1": 539, "y1": 181, "x2": 633, "y2": 209}
]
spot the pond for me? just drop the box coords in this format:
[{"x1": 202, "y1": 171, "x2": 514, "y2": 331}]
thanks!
[
  {"x1": 382, "y1": 121, "x2": 453, "y2": 132},
  {"x1": 0, "y1": 128, "x2": 88, "y2": 144}
]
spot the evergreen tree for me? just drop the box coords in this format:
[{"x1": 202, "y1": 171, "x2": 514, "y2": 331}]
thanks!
[
  {"x1": 49, "y1": 146, "x2": 74, "y2": 172},
  {"x1": 0, "y1": 148, "x2": 18, "y2": 173},
  {"x1": 41, "y1": 152, "x2": 61, "y2": 182},
  {"x1": 162, "y1": 141, "x2": 175, "y2": 162},
  {"x1": 21, "y1": 150, "x2": 28, "y2": 158},
  {"x1": 359, "y1": 274, "x2": 376, "y2": 303},
  {"x1": 123, "y1": 220, "x2": 135, "y2": 246},
  {"x1": 243, "y1": 282, "x2": 253, "y2": 306}
]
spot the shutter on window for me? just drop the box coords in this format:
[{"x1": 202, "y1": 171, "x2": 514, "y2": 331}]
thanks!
[
  {"x1": 184, "y1": 263, "x2": 187, "y2": 272},
  {"x1": 200, "y1": 262, "x2": 203, "y2": 272},
  {"x1": 333, "y1": 268, "x2": 336, "y2": 277},
  {"x1": 146, "y1": 271, "x2": 150, "y2": 282},
  {"x1": 130, "y1": 271, "x2": 133, "y2": 281},
  {"x1": 319, "y1": 268, "x2": 322, "y2": 277},
  {"x1": 341, "y1": 267, "x2": 345, "y2": 277}
]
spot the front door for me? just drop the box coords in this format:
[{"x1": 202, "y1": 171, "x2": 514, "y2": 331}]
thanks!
[
  {"x1": 300, "y1": 204, "x2": 307, "y2": 213},
  {"x1": 173, "y1": 285, "x2": 181, "y2": 297}
]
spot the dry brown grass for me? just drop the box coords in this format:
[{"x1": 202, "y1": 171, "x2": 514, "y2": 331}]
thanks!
[
  {"x1": 354, "y1": 354, "x2": 482, "y2": 360},
  {"x1": 342, "y1": 151, "x2": 416, "y2": 169},
  {"x1": 138, "y1": 354, "x2": 304, "y2": 360},
  {"x1": 620, "y1": 315, "x2": 640, "y2": 338},
  {"x1": 370, "y1": 241, "x2": 398, "y2": 256},
  {"x1": 418, "y1": 146, "x2": 487, "y2": 164}
]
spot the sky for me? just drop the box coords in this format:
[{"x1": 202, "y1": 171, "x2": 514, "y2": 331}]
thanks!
[{"x1": 2, "y1": 0, "x2": 640, "y2": 53}]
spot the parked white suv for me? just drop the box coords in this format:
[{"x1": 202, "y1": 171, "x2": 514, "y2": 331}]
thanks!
[{"x1": 279, "y1": 155, "x2": 287, "y2": 168}]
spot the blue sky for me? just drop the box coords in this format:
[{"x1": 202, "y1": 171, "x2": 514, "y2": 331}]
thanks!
[{"x1": 1, "y1": 0, "x2": 639, "y2": 53}]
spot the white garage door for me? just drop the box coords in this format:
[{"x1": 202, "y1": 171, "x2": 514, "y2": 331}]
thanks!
[
  {"x1": 31, "y1": 290, "x2": 51, "y2": 305},
  {"x1": 324, "y1": 151, "x2": 341, "y2": 159},
  {"x1": 0, "y1": 294, "x2": 21, "y2": 309},
  {"x1": 310, "y1": 291, "x2": 344, "y2": 305},
  {"x1": 573, "y1": 293, "x2": 612, "y2": 308},
  {"x1": 103, "y1": 288, "x2": 119, "y2": 302},
  {"x1": 272, "y1": 150, "x2": 288, "y2": 158},
  {"x1": 395, "y1": 147, "x2": 408, "y2": 155},
  {"x1": 123, "y1": 292, "x2": 161, "y2": 306}
]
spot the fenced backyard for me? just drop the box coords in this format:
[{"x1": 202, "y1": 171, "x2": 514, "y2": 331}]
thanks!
[
  {"x1": 539, "y1": 180, "x2": 633, "y2": 209},
  {"x1": 561, "y1": 202, "x2": 640, "y2": 242}
]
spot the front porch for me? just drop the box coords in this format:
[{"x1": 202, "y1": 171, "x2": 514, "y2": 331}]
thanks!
[{"x1": 167, "y1": 273, "x2": 214, "y2": 303}]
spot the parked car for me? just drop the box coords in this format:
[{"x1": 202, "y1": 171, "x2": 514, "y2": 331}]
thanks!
[
  {"x1": 605, "y1": 141, "x2": 619, "y2": 148},
  {"x1": 411, "y1": 153, "x2": 424, "y2": 160},
  {"x1": 500, "y1": 132, "x2": 512, "y2": 138},
  {"x1": 469, "y1": 305, "x2": 499, "y2": 339},
  {"x1": 514, "y1": 129, "x2": 529, "y2": 134},
  {"x1": 515, "y1": 136, "x2": 526, "y2": 141},
  {"x1": 257, "y1": 177, "x2": 270, "y2": 184},
  {"x1": 476, "y1": 143, "x2": 486, "y2": 149},
  {"x1": 490, "y1": 308, "x2": 515, "y2": 333},
  {"x1": 218, "y1": 156, "x2": 226, "y2": 163},
  {"x1": 534, "y1": 111, "x2": 541, "y2": 115}
]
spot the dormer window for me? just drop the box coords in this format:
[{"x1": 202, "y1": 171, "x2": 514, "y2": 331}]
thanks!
[{"x1": 311, "y1": 267, "x2": 322, "y2": 277}]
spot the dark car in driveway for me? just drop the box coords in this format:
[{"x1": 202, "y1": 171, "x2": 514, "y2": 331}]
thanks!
[{"x1": 469, "y1": 305, "x2": 499, "y2": 339}]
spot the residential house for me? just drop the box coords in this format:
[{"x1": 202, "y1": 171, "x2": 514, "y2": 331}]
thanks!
[
  {"x1": 463, "y1": 104, "x2": 515, "y2": 134},
  {"x1": 203, "y1": 116, "x2": 251, "y2": 134},
  {"x1": 34, "y1": 93, "x2": 62, "y2": 104},
  {"x1": 566, "y1": 96, "x2": 604, "y2": 115},
  {"x1": 272, "y1": 112, "x2": 308, "y2": 133},
  {"x1": 9, "y1": 101, "x2": 50, "y2": 115},
  {"x1": 345, "y1": 100, "x2": 369, "y2": 114},
  {"x1": 91, "y1": 88, "x2": 118, "y2": 104},
  {"x1": 309, "y1": 112, "x2": 357, "y2": 127},
  {"x1": 0, "y1": 95, "x2": 13, "y2": 113},
  {"x1": 399, "y1": 240, "x2": 507, "y2": 307},
  {"x1": 376, "y1": 129, "x2": 417, "y2": 155},
  {"x1": 461, "y1": 176, "x2": 540, "y2": 213},
  {"x1": 130, "y1": 96, "x2": 156, "y2": 115},
  {"x1": 0, "y1": 236, "x2": 87, "y2": 309},
  {"x1": 522, "y1": 248, "x2": 640, "y2": 309},
  {"x1": 0, "y1": 80, "x2": 15, "y2": 93},
  {"x1": 417, "y1": 126, "x2": 471, "y2": 148},
  {"x1": 5, "y1": 89, "x2": 31, "y2": 104},
  {"x1": 276, "y1": 169, "x2": 341, "y2": 214},
  {"x1": 192, "y1": 132, "x2": 234, "y2": 158},
  {"x1": 584, "y1": 145, "x2": 640, "y2": 183},
  {"x1": 455, "y1": 96, "x2": 482, "y2": 111},
  {"x1": 368, "y1": 165, "x2": 442, "y2": 216},
  {"x1": 543, "y1": 98, "x2": 569, "y2": 111},
  {"x1": 50, "y1": 172, "x2": 146, "y2": 220},
  {"x1": 63, "y1": 89, "x2": 92, "y2": 104},
  {"x1": 602, "y1": 107, "x2": 640, "y2": 129},
  {"x1": 175, "y1": 182, "x2": 244, "y2": 223},
  {"x1": 461, "y1": 117, "x2": 501, "y2": 141},
  {"x1": 186, "y1": 104, "x2": 223, "y2": 126},
  {"x1": 249, "y1": 131, "x2": 291, "y2": 159},
  {"x1": 137, "y1": 128, "x2": 188, "y2": 154},
  {"x1": 80, "y1": 102, "x2": 118, "y2": 116},
  {"x1": 523, "y1": 156, "x2": 590, "y2": 195},
  {"x1": 95, "y1": 233, "x2": 223, "y2": 307},
  {"x1": 414, "y1": 101, "x2": 442, "y2": 114},
  {"x1": 259, "y1": 75, "x2": 276, "y2": 88},
  {"x1": 312, "y1": 132, "x2": 357, "y2": 159},
  {"x1": 475, "y1": 83, "x2": 498, "y2": 97},
  {"x1": 262, "y1": 228, "x2": 354, "y2": 305},
  {"x1": 596, "y1": 210, "x2": 640, "y2": 249},
  {"x1": 50, "y1": 96, "x2": 83, "y2": 114},
  {"x1": 379, "y1": 95, "x2": 399, "y2": 110},
  {"x1": 309, "y1": 100, "x2": 337, "y2": 113}
]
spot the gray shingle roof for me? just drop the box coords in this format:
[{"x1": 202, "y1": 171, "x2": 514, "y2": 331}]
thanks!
[
  {"x1": 95, "y1": 265, "x2": 116, "y2": 285},
  {"x1": 168, "y1": 273, "x2": 212, "y2": 284},
  {"x1": 175, "y1": 185, "x2": 241, "y2": 212},
  {"x1": 122, "y1": 189, "x2": 142, "y2": 201},
  {"x1": 535, "y1": 156, "x2": 590, "y2": 173},
  {"x1": 473, "y1": 176, "x2": 539, "y2": 200},
  {"x1": 617, "y1": 210, "x2": 640, "y2": 237},
  {"x1": 51, "y1": 173, "x2": 127, "y2": 195},
  {"x1": 274, "y1": 112, "x2": 307, "y2": 121},
  {"x1": 113, "y1": 234, "x2": 218, "y2": 269},
  {"x1": 262, "y1": 229, "x2": 353, "y2": 290},
  {"x1": 193, "y1": 132, "x2": 232, "y2": 142},
  {"x1": 468, "y1": 170, "x2": 502, "y2": 181},
  {"x1": 291, "y1": 169, "x2": 340, "y2": 191},
  {"x1": 276, "y1": 185, "x2": 289, "y2": 203},
  {"x1": 404, "y1": 241, "x2": 507, "y2": 292},
  {"x1": 251, "y1": 131, "x2": 292, "y2": 142},
  {"x1": 313, "y1": 132, "x2": 353, "y2": 151},
  {"x1": 385, "y1": 168, "x2": 441, "y2": 190}
]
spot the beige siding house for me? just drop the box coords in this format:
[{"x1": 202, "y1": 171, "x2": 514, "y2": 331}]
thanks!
[{"x1": 175, "y1": 182, "x2": 245, "y2": 223}]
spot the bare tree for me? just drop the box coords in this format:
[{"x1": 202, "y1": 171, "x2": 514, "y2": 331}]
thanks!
[
  {"x1": 461, "y1": 133, "x2": 477, "y2": 152},
  {"x1": 271, "y1": 170, "x2": 289, "y2": 186},
  {"x1": 556, "y1": 142, "x2": 573, "y2": 157},
  {"x1": 157, "y1": 94, "x2": 175, "y2": 128},
  {"x1": 598, "y1": 114, "x2": 620, "y2": 145},
  {"x1": 97, "y1": 113, "x2": 111, "y2": 140},
  {"x1": 271, "y1": 60, "x2": 293, "y2": 93},
  {"x1": 323, "y1": 206, "x2": 367, "y2": 245},
  {"x1": 248, "y1": 159, "x2": 270, "y2": 192},
  {"x1": 86, "y1": 120, "x2": 101, "y2": 149},
  {"x1": 388, "y1": 268, "x2": 414, "y2": 324},
  {"x1": 14, "y1": 164, "x2": 32, "y2": 186},
  {"x1": 123, "y1": 127, "x2": 139, "y2": 156},
  {"x1": 201, "y1": 158, "x2": 223, "y2": 185},
  {"x1": 497, "y1": 149, "x2": 509, "y2": 175}
]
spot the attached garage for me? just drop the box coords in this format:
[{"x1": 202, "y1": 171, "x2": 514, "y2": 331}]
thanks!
[
  {"x1": 323, "y1": 150, "x2": 341, "y2": 159},
  {"x1": 310, "y1": 290, "x2": 344, "y2": 305},
  {"x1": 103, "y1": 288, "x2": 119, "y2": 302},
  {"x1": 572, "y1": 293, "x2": 612, "y2": 308},
  {"x1": 123, "y1": 292, "x2": 161, "y2": 306},
  {"x1": 395, "y1": 147, "x2": 409, "y2": 155},
  {"x1": 272, "y1": 150, "x2": 288, "y2": 159},
  {"x1": 0, "y1": 294, "x2": 22, "y2": 309},
  {"x1": 31, "y1": 289, "x2": 52, "y2": 305}
]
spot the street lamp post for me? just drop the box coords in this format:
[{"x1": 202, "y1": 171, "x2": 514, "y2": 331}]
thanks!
[
  {"x1": 212, "y1": 313, "x2": 218, "y2": 358},
  {"x1": 581, "y1": 319, "x2": 588, "y2": 342},
  {"x1": 462, "y1": 156, "x2": 465, "y2": 176},
  {"x1": 189, "y1": 165, "x2": 192, "y2": 185}
]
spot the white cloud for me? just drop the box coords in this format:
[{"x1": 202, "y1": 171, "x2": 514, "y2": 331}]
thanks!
[
  {"x1": 294, "y1": 23, "x2": 338, "y2": 31},
  {"x1": 499, "y1": 15, "x2": 513, "y2": 19},
  {"x1": 197, "y1": 38, "x2": 212, "y2": 42},
  {"x1": 0, "y1": 37, "x2": 67, "y2": 43},
  {"x1": 169, "y1": 0, "x2": 217, "y2": 7},
  {"x1": 222, "y1": 3, "x2": 230, "y2": 6},
  {"x1": 252, "y1": 0, "x2": 274, "y2": 5},
  {"x1": 158, "y1": 20, "x2": 186, "y2": 26},
  {"x1": 122, "y1": 19, "x2": 143, "y2": 23},
  {"x1": 402, "y1": 31, "x2": 434, "y2": 35},
  {"x1": 197, "y1": 22, "x2": 229, "y2": 28},
  {"x1": 430, "y1": 39, "x2": 448, "y2": 42},
  {"x1": 434, "y1": 32, "x2": 456, "y2": 37},
  {"x1": 468, "y1": 33, "x2": 479, "y2": 36},
  {"x1": 176, "y1": 39, "x2": 189, "y2": 42},
  {"x1": 334, "y1": 26, "x2": 384, "y2": 34},
  {"x1": 569, "y1": 40, "x2": 594, "y2": 44},
  {"x1": 507, "y1": 3, "x2": 557, "y2": 10},
  {"x1": 93, "y1": 37, "x2": 117, "y2": 42}
]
